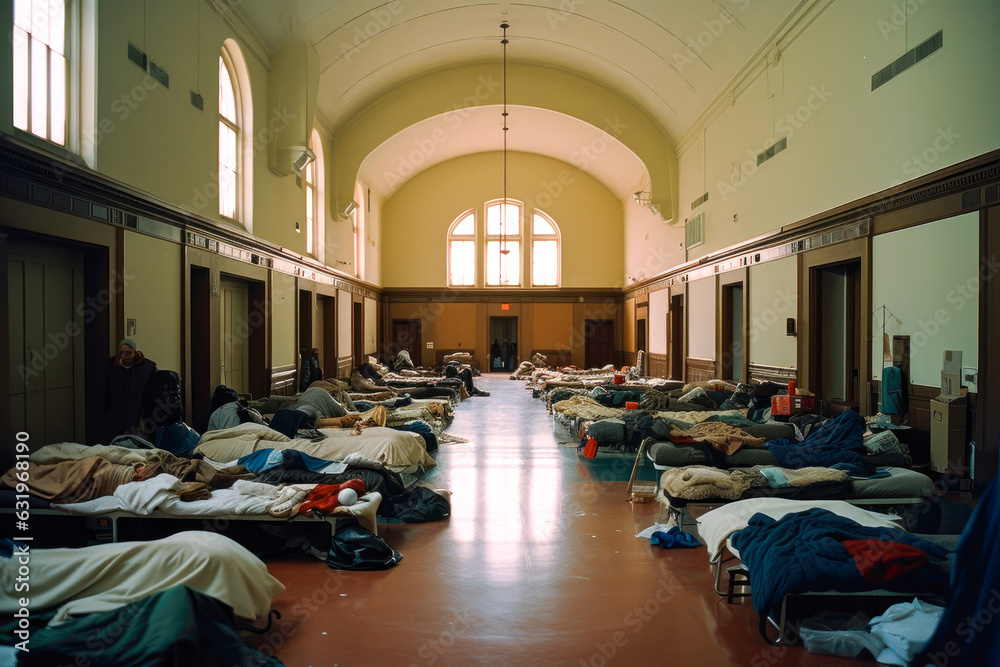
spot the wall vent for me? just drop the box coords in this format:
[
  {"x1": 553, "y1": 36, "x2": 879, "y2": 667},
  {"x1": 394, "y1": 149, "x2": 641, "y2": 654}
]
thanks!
[
  {"x1": 686, "y1": 212, "x2": 704, "y2": 249},
  {"x1": 872, "y1": 30, "x2": 942, "y2": 91},
  {"x1": 985, "y1": 185, "x2": 999, "y2": 204},
  {"x1": 127, "y1": 43, "x2": 147, "y2": 70},
  {"x1": 756, "y1": 137, "x2": 787, "y2": 166},
  {"x1": 961, "y1": 189, "x2": 980, "y2": 209},
  {"x1": 147, "y1": 59, "x2": 169, "y2": 88},
  {"x1": 691, "y1": 192, "x2": 709, "y2": 209}
]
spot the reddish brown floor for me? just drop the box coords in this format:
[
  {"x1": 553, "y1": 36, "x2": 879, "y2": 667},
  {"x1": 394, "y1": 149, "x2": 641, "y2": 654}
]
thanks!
[{"x1": 256, "y1": 376, "x2": 868, "y2": 667}]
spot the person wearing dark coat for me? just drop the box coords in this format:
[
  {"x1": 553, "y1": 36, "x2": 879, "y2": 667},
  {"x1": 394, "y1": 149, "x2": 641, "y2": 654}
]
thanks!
[
  {"x1": 490, "y1": 339, "x2": 501, "y2": 370},
  {"x1": 500, "y1": 338, "x2": 511, "y2": 373},
  {"x1": 102, "y1": 338, "x2": 157, "y2": 444}
]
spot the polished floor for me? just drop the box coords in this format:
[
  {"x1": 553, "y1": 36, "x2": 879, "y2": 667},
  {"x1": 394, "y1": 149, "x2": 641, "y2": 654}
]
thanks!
[{"x1": 261, "y1": 375, "x2": 867, "y2": 667}]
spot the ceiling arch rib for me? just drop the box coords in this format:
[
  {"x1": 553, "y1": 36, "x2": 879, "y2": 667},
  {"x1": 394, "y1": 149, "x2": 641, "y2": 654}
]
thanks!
[{"x1": 359, "y1": 105, "x2": 648, "y2": 203}]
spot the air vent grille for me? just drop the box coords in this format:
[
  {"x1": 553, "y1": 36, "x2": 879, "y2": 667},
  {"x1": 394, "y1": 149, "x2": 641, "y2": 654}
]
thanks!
[
  {"x1": 691, "y1": 192, "x2": 709, "y2": 209},
  {"x1": 686, "y1": 213, "x2": 704, "y2": 249},
  {"x1": 756, "y1": 137, "x2": 787, "y2": 166},
  {"x1": 872, "y1": 30, "x2": 942, "y2": 91}
]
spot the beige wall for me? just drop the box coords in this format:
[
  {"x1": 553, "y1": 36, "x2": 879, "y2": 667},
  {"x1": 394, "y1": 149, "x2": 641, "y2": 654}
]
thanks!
[
  {"x1": 687, "y1": 276, "x2": 716, "y2": 359},
  {"x1": 648, "y1": 288, "x2": 670, "y2": 356},
  {"x1": 337, "y1": 290, "x2": 353, "y2": 360},
  {"x1": 364, "y1": 297, "x2": 377, "y2": 355},
  {"x1": 381, "y1": 151, "x2": 624, "y2": 288},
  {"x1": 122, "y1": 233, "x2": 181, "y2": 372},
  {"x1": 532, "y1": 303, "x2": 573, "y2": 348},
  {"x1": 872, "y1": 212, "x2": 979, "y2": 386},
  {"x1": 749, "y1": 257, "x2": 798, "y2": 369},
  {"x1": 270, "y1": 273, "x2": 296, "y2": 368}
]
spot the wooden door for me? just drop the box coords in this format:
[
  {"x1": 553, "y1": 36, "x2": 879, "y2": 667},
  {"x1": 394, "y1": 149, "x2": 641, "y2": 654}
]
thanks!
[
  {"x1": 585, "y1": 319, "x2": 613, "y2": 369},
  {"x1": 220, "y1": 278, "x2": 249, "y2": 394},
  {"x1": 392, "y1": 319, "x2": 421, "y2": 361},
  {"x1": 7, "y1": 244, "x2": 85, "y2": 445},
  {"x1": 668, "y1": 294, "x2": 685, "y2": 380}
]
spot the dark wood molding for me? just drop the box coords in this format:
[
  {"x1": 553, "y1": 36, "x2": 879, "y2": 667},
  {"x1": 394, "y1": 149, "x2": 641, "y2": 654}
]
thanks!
[
  {"x1": 686, "y1": 357, "x2": 716, "y2": 383},
  {"x1": 648, "y1": 352, "x2": 668, "y2": 379}
]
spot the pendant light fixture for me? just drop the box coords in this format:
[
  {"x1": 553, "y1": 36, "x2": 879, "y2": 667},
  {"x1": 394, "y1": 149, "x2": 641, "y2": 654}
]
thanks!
[{"x1": 499, "y1": 21, "x2": 510, "y2": 284}]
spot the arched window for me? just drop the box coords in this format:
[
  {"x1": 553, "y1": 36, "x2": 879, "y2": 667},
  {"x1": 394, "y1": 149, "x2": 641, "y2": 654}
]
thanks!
[
  {"x1": 218, "y1": 40, "x2": 253, "y2": 228},
  {"x1": 448, "y1": 211, "x2": 476, "y2": 287},
  {"x1": 531, "y1": 211, "x2": 560, "y2": 287},
  {"x1": 485, "y1": 200, "x2": 521, "y2": 287},
  {"x1": 305, "y1": 129, "x2": 325, "y2": 259}
]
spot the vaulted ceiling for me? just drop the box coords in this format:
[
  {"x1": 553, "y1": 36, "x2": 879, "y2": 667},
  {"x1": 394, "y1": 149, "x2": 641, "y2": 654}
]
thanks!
[{"x1": 233, "y1": 0, "x2": 804, "y2": 201}]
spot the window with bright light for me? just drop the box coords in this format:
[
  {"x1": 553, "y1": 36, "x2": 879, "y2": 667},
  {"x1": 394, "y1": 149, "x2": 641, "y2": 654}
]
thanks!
[
  {"x1": 448, "y1": 212, "x2": 476, "y2": 286},
  {"x1": 218, "y1": 51, "x2": 240, "y2": 220},
  {"x1": 13, "y1": 0, "x2": 67, "y2": 145},
  {"x1": 485, "y1": 200, "x2": 521, "y2": 287},
  {"x1": 531, "y1": 211, "x2": 560, "y2": 286},
  {"x1": 305, "y1": 130, "x2": 324, "y2": 258}
]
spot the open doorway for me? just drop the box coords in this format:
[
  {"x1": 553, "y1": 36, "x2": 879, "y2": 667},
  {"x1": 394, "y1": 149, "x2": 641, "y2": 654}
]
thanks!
[
  {"x1": 489, "y1": 316, "x2": 517, "y2": 372},
  {"x1": 667, "y1": 294, "x2": 685, "y2": 380},
  {"x1": 811, "y1": 261, "x2": 862, "y2": 407},
  {"x1": 721, "y1": 283, "x2": 745, "y2": 382}
]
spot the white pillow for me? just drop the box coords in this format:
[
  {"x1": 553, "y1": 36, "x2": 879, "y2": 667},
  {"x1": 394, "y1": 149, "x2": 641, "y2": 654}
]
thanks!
[{"x1": 697, "y1": 498, "x2": 905, "y2": 561}]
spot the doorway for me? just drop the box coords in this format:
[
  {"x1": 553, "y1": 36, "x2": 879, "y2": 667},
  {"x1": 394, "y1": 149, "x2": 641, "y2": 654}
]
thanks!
[
  {"x1": 392, "y1": 319, "x2": 422, "y2": 363},
  {"x1": 6, "y1": 241, "x2": 86, "y2": 446},
  {"x1": 489, "y1": 316, "x2": 517, "y2": 372},
  {"x1": 811, "y1": 262, "x2": 862, "y2": 405},
  {"x1": 584, "y1": 319, "x2": 613, "y2": 369},
  {"x1": 721, "y1": 283, "x2": 745, "y2": 382},
  {"x1": 190, "y1": 266, "x2": 211, "y2": 432},
  {"x1": 668, "y1": 294, "x2": 685, "y2": 380},
  {"x1": 220, "y1": 278, "x2": 250, "y2": 395},
  {"x1": 298, "y1": 289, "x2": 313, "y2": 353},
  {"x1": 636, "y1": 317, "x2": 647, "y2": 364},
  {"x1": 317, "y1": 294, "x2": 336, "y2": 381},
  {"x1": 353, "y1": 300, "x2": 364, "y2": 367}
]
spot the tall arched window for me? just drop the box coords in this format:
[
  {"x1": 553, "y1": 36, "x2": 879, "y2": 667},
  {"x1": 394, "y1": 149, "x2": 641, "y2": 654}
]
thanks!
[
  {"x1": 531, "y1": 211, "x2": 560, "y2": 287},
  {"x1": 305, "y1": 129, "x2": 325, "y2": 259},
  {"x1": 218, "y1": 40, "x2": 253, "y2": 229},
  {"x1": 448, "y1": 211, "x2": 476, "y2": 287},
  {"x1": 485, "y1": 200, "x2": 521, "y2": 287}
]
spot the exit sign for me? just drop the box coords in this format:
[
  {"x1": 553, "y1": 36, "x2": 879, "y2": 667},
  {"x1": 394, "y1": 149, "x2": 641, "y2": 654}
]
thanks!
[{"x1": 501, "y1": 303, "x2": 510, "y2": 311}]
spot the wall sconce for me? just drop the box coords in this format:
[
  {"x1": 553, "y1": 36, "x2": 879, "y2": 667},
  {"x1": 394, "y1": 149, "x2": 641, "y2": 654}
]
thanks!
[
  {"x1": 338, "y1": 200, "x2": 359, "y2": 220},
  {"x1": 633, "y1": 191, "x2": 660, "y2": 216}
]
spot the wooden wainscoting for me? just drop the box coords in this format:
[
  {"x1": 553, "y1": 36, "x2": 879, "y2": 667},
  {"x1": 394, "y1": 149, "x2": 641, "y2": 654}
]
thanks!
[
  {"x1": 531, "y1": 349, "x2": 573, "y2": 369},
  {"x1": 268, "y1": 364, "x2": 297, "y2": 397},
  {"x1": 748, "y1": 363, "x2": 798, "y2": 386},
  {"x1": 337, "y1": 355, "x2": 354, "y2": 380},
  {"x1": 619, "y1": 351, "x2": 637, "y2": 369},
  {"x1": 648, "y1": 353, "x2": 668, "y2": 379},
  {"x1": 686, "y1": 357, "x2": 716, "y2": 382}
]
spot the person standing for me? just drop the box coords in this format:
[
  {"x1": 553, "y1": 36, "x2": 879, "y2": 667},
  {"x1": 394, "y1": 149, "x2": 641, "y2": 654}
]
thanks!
[
  {"x1": 500, "y1": 337, "x2": 511, "y2": 373},
  {"x1": 102, "y1": 338, "x2": 157, "y2": 443},
  {"x1": 490, "y1": 338, "x2": 501, "y2": 370}
]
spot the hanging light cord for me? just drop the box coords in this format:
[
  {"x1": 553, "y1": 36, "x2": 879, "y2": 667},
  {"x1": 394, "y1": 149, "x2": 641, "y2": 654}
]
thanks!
[{"x1": 500, "y1": 22, "x2": 510, "y2": 273}]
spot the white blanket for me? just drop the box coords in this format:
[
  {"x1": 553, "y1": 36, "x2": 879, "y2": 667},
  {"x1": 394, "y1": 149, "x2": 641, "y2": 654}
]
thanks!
[{"x1": 0, "y1": 532, "x2": 284, "y2": 624}]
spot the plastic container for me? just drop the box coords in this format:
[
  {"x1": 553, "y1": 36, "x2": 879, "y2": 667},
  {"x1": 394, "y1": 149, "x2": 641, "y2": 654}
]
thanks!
[
  {"x1": 613, "y1": 373, "x2": 625, "y2": 385},
  {"x1": 625, "y1": 401, "x2": 639, "y2": 410}
]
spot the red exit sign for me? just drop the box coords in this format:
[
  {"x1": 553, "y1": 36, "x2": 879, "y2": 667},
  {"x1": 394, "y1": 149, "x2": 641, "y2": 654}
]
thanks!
[{"x1": 501, "y1": 303, "x2": 510, "y2": 311}]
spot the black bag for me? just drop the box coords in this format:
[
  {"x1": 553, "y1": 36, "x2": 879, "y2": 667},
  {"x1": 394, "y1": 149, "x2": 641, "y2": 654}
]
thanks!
[
  {"x1": 325, "y1": 519, "x2": 402, "y2": 570},
  {"x1": 141, "y1": 370, "x2": 184, "y2": 433},
  {"x1": 378, "y1": 486, "x2": 451, "y2": 523}
]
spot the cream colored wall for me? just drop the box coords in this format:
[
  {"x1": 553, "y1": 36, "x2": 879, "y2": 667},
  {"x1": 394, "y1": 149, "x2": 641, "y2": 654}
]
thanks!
[
  {"x1": 872, "y1": 213, "x2": 979, "y2": 386},
  {"x1": 123, "y1": 233, "x2": 181, "y2": 371},
  {"x1": 364, "y1": 297, "x2": 377, "y2": 355},
  {"x1": 532, "y1": 303, "x2": 573, "y2": 348},
  {"x1": 687, "y1": 277, "x2": 716, "y2": 359},
  {"x1": 337, "y1": 291, "x2": 353, "y2": 360},
  {"x1": 648, "y1": 288, "x2": 670, "y2": 355},
  {"x1": 334, "y1": 63, "x2": 677, "y2": 221},
  {"x1": 381, "y1": 151, "x2": 623, "y2": 288},
  {"x1": 270, "y1": 273, "x2": 296, "y2": 368},
  {"x1": 670, "y1": 0, "x2": 1000, "y2": 258},
  {"x1": 749, "y1": 257, "x2": 798, "y2": 368}
]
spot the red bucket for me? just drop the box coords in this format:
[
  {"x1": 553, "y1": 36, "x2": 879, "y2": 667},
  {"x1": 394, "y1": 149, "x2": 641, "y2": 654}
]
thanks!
[{"x1": 613, "y1": 373, "x2": 625, "y2": 385}]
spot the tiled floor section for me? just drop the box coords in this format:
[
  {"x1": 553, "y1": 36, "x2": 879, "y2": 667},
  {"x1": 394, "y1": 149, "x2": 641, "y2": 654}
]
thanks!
[{"x1": 261, "y1": 375, "x2": 868, "y2": 667}]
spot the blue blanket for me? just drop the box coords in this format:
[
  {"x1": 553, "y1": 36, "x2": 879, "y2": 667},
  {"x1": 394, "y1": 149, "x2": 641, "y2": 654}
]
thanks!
[
  {"x1": 764, "y1": 410, "x2": 871, "y2": 471},
  {"x1": 731, "y1": 508, "x2": 950, "y2": 619}
]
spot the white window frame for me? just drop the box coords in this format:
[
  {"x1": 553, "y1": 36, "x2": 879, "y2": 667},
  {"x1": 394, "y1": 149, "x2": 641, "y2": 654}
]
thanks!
[
  {"x1": 447, "y1": 210, "x2": 477, "y2": 287},
  {"x1": 530, "y1": 210, "x2": 561, "y2": 287},
  {"x1": 485, "y1": 199, "x2": 522, "y2": 288},
  {"x1": 218, "y1": 39, "x2": 253, "y2": 230}
]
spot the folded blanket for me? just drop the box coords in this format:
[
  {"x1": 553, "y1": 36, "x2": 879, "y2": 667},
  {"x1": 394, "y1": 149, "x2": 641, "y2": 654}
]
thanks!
[{"x1": 668, "y1": 421, "x2": 765, "y2": 456}]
